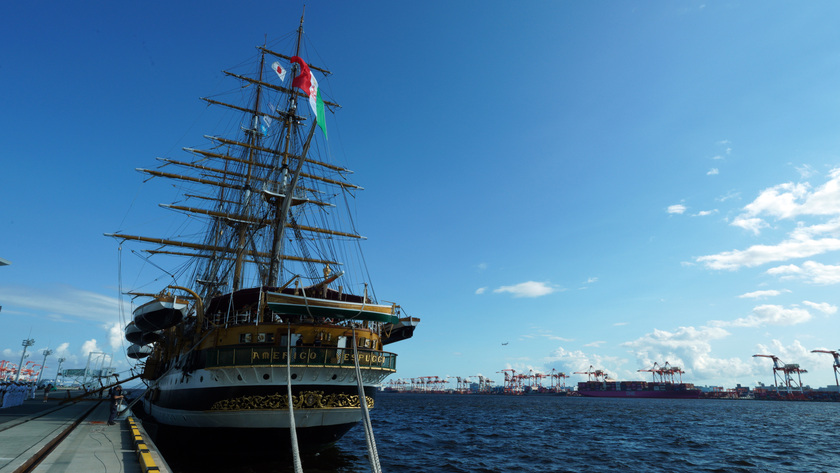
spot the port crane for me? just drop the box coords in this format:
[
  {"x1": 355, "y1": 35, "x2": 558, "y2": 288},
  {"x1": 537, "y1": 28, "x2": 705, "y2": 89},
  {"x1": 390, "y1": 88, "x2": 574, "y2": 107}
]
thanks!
[
  {"x1": 753, "y1": 354, "x2": 807, "y2": 393},
  {"x1": 638, "y1": 362, "x2": 663, "y2": 382},
  {"x1": 810, "y1": 349, "x2": 840, "y2": 387},
  {"x1": 476, "y1": 375, "x2": 495, "y2": 393},
  {"x1": 498, "y1": 369, "x2": 521, "y2": 393},
  {"x1": 574, "y1": 366, "x2": 609, "y2": 382},
  {"x1": 454, "y1": 376, "x2": 472, "y2": 393},
  {"x1": 532, "y1": 372, "x2": 548, "y2": 391},
  {"x1": 548, "y1": 369, "x2": 569, "y2": 390},
  {"x1": 639, "y1": 361, "x2": 685, "y2": 383}
]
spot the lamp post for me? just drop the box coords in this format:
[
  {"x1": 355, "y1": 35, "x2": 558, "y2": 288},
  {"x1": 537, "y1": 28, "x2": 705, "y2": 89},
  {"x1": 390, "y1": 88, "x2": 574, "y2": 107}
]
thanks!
[
  {"x1": 56, "y1": 357, "x2": 66, "y2": 386},
  {"x1": 14, "y1": 338, "x2": 35, "y2": 382},
  {"x1": 36, "y1": 348, "x2": 53, "y2": 387}
]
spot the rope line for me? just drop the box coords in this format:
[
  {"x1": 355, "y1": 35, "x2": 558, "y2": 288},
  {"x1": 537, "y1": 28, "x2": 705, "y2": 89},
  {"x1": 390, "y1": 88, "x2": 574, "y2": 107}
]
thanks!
[
  {"x1": 287, "y1": 324, "x2": 304, "y2": 473},
  {"x1": 352, "y1": 328, "x2": 382, "y2": 473}
]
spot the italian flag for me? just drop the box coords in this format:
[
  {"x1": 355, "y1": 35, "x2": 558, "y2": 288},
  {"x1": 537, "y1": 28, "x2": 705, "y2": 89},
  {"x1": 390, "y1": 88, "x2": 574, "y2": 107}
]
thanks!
[{"x1": 290, "y1": 56, "x2": 327, "y2": 138}]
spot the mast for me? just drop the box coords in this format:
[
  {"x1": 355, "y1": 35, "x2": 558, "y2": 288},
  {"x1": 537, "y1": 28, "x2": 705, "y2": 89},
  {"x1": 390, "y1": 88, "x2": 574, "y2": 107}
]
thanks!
[
  {"x1": 231, "y1": 49, "x2": 267, "y2": 291},
  {"x1": 268, "y1": 13, "x2": 306, "y2": 286}
]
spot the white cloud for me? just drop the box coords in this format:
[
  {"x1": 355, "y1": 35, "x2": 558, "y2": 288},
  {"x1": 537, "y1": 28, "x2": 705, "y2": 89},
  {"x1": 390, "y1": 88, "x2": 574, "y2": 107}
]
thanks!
[
  {"x1": 0, "y1": 285, "x2": 124, "y2": 324},
  {"x1": 696, "y1": 237, "x2": 840, "y2": 270},
  {"x1": 543, "y1": 346, "x2": 627, "y2": 379},
  {"x1": 707, "y1": 168, "x2": 719, "y2": 176},
  {"x1": 716, "y1": 191, "x2": 740, "y2": 203},
  {"x1": 767, "y1": 261, "x2": 840, "y2": 284},
  {"x1": 694, "y1": 209, "x2": 718, "y2": 217},
  {"x1": 106, "y1": 322, "x2": 123, "y2": 351},
  {"x1": 613, "y1": 322, "x2": 628, "y2": 326},
  {"x1": 730, "y1": 216, "x2": 768, "y2": 235},
  {"x1": 712, "y1": 155, "x2": 724, "y2": 161},
  {"x1": 475, "y1": 287, "x2": 487, "y2": 295},
  {"x1": 81, "y1": 339, "x2": 102, "y2": 357},
  {"x1": 802, "y1": 301, "x2": 837, "y2": 315},
  {"x1": 796, "y1": 164, "x2": 816, "y2": 179},
  {"x1": 477, "y1": 263, "x2": 488, "y2": 271},
  {"x1": 667, "y1": 204, "x2": 687, "y2": 215},
  {"x1": 621, "y1": 326, "x2": 752, "y2": 382},
  {"x1": 494, "y1": 281, "x2": 557, "y2": 298},
  {"x1": 586, "y1": 277, "x2": 598, "y2": 284},
  {"x1": 730, "y1": 168, "x2": 840, "y2": 234},
  {"x1": 738, "y1": 289, "x2": 788, "y2": 299},
  {"x1": 714, "y1": 304, "x2": 812, "y2": 328},
  {"x1": 754, "y1": 339, "x2": 824, "y2": 373},
  {"x1": 584, "y1": 341, "x2": 606, "y2": 347}
]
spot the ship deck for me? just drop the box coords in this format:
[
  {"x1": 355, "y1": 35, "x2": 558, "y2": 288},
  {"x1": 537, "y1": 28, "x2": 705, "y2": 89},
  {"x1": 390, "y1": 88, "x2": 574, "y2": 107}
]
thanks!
[{"x1": 0, "y1": 389, "x2": 170, "y2": 472}]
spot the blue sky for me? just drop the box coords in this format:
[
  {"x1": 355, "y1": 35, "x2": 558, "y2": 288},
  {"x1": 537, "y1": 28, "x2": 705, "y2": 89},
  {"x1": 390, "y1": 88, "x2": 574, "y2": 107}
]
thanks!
[{"x1": 3, "y1": 1, "x2": 840, "y2": 389}]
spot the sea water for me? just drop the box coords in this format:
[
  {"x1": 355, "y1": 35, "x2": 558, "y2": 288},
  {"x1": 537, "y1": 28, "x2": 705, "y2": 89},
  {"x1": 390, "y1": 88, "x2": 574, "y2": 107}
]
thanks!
[{"x1": 166, "y1": 393, "x2": 840, "y2": 472}]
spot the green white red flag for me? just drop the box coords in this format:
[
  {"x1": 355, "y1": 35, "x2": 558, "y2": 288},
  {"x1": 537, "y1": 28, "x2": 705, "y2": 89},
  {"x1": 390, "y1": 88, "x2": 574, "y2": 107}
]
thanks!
[{"x1": 290, "y1": 56, "x2": 327, "y2": 138}]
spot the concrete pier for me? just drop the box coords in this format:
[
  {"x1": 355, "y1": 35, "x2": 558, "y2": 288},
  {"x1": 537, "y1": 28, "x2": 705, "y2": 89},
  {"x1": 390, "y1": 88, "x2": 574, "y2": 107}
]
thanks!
[{"x1": 0, "y1": 393, "x2": 169, "y2": 472}]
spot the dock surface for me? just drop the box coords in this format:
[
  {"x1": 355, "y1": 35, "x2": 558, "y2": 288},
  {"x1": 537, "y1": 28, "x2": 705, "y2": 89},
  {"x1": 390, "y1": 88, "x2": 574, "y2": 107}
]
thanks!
[{"x1": 0, "y1": 393, "x2": 169, "y2": 473}]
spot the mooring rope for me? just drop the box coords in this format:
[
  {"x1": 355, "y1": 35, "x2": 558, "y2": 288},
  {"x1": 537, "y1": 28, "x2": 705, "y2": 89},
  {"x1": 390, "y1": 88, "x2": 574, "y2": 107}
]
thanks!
[
  {"x1": 352, "y1": 328, "x2": 382, "y2": 473},
  {"x1": 287, "y1": 324, "x2": 304, "y2": 473}
]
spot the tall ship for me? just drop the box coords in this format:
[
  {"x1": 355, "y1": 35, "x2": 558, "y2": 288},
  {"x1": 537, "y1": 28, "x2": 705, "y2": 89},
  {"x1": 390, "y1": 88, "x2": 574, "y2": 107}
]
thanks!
[
  {"x1": 107, "y1": 16, "x2": 418, "y2": 448},
  {"x1": 575, "y1": 363, "x2": 701, "y2": 399}
]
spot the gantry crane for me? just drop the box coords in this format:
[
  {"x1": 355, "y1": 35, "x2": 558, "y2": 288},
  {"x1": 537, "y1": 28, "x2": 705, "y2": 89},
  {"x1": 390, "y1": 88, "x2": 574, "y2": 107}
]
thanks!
[
  {"x1": 662, "y1": 362, "x2": 685, "y2": 383},
  {"x1": 639, "y1": 361, "x2": 685, "y2": 383},
  {"x1": 753, "y1": 354, "x2": 808, "y2": 393},
  {"x1": 574, "y1": 365, "x2": 609, "y2": 382},
  {"x1": 532, "y1": 372, "x2": 548, "y2": 391},
  {"x1": 498, "y1": 369, "x2": 519, "y2": 393},
  {"x1": 548, "y1": 368, "x2": 569, "y2": 391},
  {"x1": 810, "y1": 349, "x2": 840, "y2": 387},
  {"x1": 638, "y1": 362, "x2": 662, "y2": 382},
  {"x1": 474, "y1": 375, "x2": 494, "y2": 393}
]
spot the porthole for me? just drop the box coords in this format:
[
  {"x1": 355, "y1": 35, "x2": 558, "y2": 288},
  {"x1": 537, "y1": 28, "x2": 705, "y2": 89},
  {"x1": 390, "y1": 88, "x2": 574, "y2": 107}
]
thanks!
[
  {"x1": 200, "y1": 376, "x2": 204, "y2": 382},
  {"x1": 263, "y1": 374, "x2": 270, "y2": 380},
  {"x1": 237, "y1": 374, "x2": 243, "y2": 381},
  {"x1": 331, "y1": 374, "x2": 337, "y2": 380},
  {"x1": 291, "y1": 373, "x2": 298, "y2": 380}
]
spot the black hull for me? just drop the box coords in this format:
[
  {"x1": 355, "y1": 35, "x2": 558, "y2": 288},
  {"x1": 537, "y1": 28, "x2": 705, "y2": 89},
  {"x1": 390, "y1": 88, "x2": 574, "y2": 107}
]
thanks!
[
  {"x1": 146, "y1": 419, "x2": 358, "y2": 454},
  {"x1": 134, "y1": 380, "x2": 376, "y2": 453}
]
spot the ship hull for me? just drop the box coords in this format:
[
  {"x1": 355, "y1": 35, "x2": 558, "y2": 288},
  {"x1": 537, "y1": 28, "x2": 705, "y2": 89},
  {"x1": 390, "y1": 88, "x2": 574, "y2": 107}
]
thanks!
[
  {"x1": 139, "y1": 363, "x2": 384, "y2": 448},
  {"x1": 577, "y1": 380, "x2": 701, "y2": 399},
  {"x1": 577, "y1": 389, "x2": 701, "y2": 399},
  {"x1": 149, "y1": 422, "x2": 359, "y2": 453}
]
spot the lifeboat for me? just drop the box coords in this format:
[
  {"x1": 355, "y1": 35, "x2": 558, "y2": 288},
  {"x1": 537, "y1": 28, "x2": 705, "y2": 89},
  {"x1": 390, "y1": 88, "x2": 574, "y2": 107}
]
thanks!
[
  {"x1": 141, "y1": 330, "x2": 163, "y2": 345},
  {"x1": 133, "y1": 295, "x2": 188, "y2": 332},
  {"x1": 124, "y1": 322, "x2": 144, "y2": 344},
  {"x1": 381, "y1": 316, "x2": 421, "y2": 345},
  {"x1": 127, "y1": 344, "x2": 153, "y2": 359}
]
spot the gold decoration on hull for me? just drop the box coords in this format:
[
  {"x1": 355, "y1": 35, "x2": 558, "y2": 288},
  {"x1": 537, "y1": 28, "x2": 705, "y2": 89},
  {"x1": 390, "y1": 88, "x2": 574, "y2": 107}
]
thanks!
[{"x1": 210, "y1": 391, "x2": 374, "y2": 411}]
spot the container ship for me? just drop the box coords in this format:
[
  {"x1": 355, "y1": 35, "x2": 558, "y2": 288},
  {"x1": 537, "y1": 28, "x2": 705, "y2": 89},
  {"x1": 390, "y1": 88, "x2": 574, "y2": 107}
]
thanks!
[
  {"x1": 577, "y1": 380, "x2": 701, "y2": 398},
  {"x1": 575, "y1": 363, "x2": 701, "y2": 399}
]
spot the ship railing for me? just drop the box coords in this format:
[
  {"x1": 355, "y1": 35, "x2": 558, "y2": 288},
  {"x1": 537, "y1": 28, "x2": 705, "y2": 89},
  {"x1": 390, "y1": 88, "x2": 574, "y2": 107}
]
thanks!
[{"x1": 204, "y1": 346, "x2": 397, "y2": 372}]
